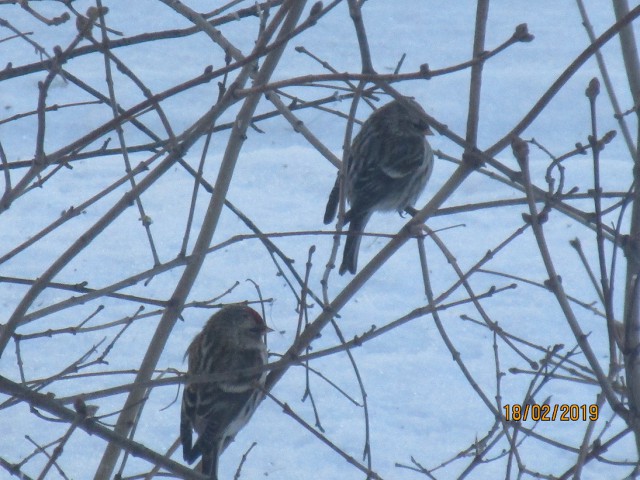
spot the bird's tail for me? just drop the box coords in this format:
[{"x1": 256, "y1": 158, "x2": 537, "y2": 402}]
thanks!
[
  {"x1": 339, "y1": 212, "x2": 369, "y2": 275},
  {"x1": 201, "y1": 450, "x2": 219, "y2": 479}
]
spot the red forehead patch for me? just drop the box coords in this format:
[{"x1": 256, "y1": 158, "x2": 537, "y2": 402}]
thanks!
[{"x1": 244, "y1": 306, "x2": 264, "y2": 326}]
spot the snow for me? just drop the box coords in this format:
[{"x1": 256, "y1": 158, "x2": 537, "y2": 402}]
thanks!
[{"x1": 0, "y1": 1, "x2": 638, "y2": 479}]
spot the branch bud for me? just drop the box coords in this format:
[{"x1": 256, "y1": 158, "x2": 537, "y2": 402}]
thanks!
[
  {"x1": 513, "y1": 23, "x2": 534, "y2": 42},
  {"x1": 511, "y1": 136, "x2": 529, "y2": 170},
  {"x1": 585, "y1": 77, "x2": 600, "y2": 100}
]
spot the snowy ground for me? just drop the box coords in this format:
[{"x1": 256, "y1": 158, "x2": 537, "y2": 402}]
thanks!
[{"x1": 0, "y1": 1, "x2": 638, "y2": 479}]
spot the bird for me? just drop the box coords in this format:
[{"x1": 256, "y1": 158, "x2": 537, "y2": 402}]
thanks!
[
  {"x1": 323, "y1": 97, "x2": 434, "y2": 275},
  {"x1": 180, "y1": 304, "x2": 271, "y2": 479}
]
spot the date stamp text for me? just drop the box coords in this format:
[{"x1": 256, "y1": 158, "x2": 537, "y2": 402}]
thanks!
[{"x1": 503, "y1": 404, "x2": 598, "y2": 422}]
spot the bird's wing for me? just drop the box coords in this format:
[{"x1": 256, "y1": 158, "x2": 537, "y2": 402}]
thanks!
[
  {"x1": 379, "y1": 136, "x2": 428, "y2": 179},
  {"x1": 323, "y1": 174, "x2": 340, "y2": 224},
  {"x1": 188, "y1": 385, "x2": 256, "y2": 474},
  {"x1": 347, "y1": 135, "x2": 390, "y2": 204},
  {"x1": 193, "y1": 347, "x2": 263, "y2": 433}
]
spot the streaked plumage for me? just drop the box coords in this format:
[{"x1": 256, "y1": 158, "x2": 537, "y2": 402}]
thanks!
[
  {"x1": 181, "y1": 304, "x2": 269, "y2": 479},
  {"x1": 324, "y1": 98, "x2": 434, "y2": 274}
]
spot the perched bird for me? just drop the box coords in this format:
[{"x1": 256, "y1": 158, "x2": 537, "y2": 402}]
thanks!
[
  {"x1": 324, "y1": 98, "x2": 434, "y2": 275},
  {"x1": 181, "y1": 304, "x2": 270, "y2": 479}
]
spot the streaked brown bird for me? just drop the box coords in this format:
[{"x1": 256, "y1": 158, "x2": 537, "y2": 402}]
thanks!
[
  {"x1": 324, "y1": 98, "x2": 434, "y2": 274},
  {"x1": 181, "y1": 304, "x2": 270, "y2": 479}
]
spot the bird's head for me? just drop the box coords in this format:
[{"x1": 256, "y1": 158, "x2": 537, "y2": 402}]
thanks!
[
  {"x1": 214, "y1": 304, "x2": 272, "y2": 349},
  {"x1": 397, "y1": 98, "x2": 434, "y2": 136}
]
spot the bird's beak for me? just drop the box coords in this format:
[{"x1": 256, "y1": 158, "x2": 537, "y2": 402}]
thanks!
[
  {"x1": 263, "y1": 326, "x2": 275, "y2": 334},
  {"x1": 424, "y1": 125, "x2": 434, "y2": 136}
]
